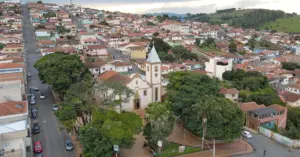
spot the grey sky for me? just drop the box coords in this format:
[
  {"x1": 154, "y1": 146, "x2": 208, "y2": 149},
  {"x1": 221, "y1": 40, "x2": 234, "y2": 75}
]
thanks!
[{"x1": 43, "y1": 0, "x2": 299, "y2": 14}]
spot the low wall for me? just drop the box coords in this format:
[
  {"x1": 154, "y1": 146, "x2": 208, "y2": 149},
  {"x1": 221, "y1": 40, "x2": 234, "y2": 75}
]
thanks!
[{"x1": 259, "y1": 127, "x2": 300, "y2": 148}]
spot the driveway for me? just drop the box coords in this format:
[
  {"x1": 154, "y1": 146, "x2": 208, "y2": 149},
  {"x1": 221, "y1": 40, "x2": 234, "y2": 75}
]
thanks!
[{"x1": 22, "y1": 4, "x2": 76, "y2": 157}]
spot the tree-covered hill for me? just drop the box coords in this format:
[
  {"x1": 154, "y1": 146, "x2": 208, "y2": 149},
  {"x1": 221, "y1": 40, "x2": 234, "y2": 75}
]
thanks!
[
  {"x1": 260, "y1": 15, "x2": 300, "y2": 33},
  {"x1": 190, "y1": 8, "x2": 296, "y2": 31}
]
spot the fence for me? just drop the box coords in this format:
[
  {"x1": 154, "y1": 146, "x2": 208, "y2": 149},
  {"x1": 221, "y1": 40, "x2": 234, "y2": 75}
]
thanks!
[{"x1": 259, "y1": 127, "x2": 300, "y2": 148}]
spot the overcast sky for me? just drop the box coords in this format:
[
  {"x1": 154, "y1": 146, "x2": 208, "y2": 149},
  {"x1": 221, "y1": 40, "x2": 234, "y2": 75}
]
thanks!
[{"x1": 45, "y1": 0, "x2": 300, "y2": 14}]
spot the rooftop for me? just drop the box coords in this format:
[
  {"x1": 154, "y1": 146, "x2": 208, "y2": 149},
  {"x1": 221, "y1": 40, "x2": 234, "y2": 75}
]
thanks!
[
  {"x1": 0, "y1": 101, "x2": 27, "y2": 116},
  {"x1": 0, "y1": 120, "x2": 26, "y2": 134},
  {"x1": 248, "y1": 107, "x2": 278, "y2": 116}
]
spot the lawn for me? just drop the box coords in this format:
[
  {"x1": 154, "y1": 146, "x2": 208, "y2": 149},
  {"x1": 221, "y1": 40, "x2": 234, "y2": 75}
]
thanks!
[
  {"x1": 156, "y1": 143, "x2": 202, "y2": 157},
  {"x1": 260, "y1": 15, "x2": 300, "y2": 33}
]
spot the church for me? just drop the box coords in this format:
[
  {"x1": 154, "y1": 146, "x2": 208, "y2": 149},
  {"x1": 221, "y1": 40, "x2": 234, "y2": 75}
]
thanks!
[{"x1": 97, "y1": 44, "x2": 162, "y2": 111}]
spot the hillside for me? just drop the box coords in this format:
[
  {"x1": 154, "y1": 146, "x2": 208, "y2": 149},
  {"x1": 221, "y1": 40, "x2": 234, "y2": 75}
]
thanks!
[
  {"x1": 260, "y1": 15, "x2": 300, "y2": 33},
  {"x1": 190, "y1": 8, "x2": 295, "y2": 31},
  {"x1": 146, "y1": 12, "x2": 186, "y2": 17}
]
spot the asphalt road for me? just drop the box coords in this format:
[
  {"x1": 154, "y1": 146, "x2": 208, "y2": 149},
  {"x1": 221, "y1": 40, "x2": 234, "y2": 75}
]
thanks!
[
  {"x1": 22, "y1": 5, "x2": 76, "y2": 157},
  {"x1": 234, "y1": 132, "x2": 300, "y2": 157}
]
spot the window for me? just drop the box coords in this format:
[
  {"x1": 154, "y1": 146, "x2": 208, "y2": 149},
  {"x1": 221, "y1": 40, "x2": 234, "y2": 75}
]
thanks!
[
  {"x1": 155, "y1": 87, "x2": 159, "y2": 101},
  {"x1": 155, "y1": 66, "x2": 158, "y2": 72},
  {"x1": 144, "y1": 90, "x2": 147, "y2": 96},
  {"x1": 136, "y1": 80, "x2": 138, "y2": 85},
  {"x1": 155, "y1": 73, "x2": 158, "y2": 77},
  {"x1": 103, "y1": 68, "x2": 106, "y2": 71},
  {"x1": 95, "y1": 69, "x2": 99, "y2": 71},
  {"x1": 232, "y1": 94, "x2": 235, "y2": 97},
  {"x1": 147, "y1": 66, "x2": 149, "y2": 72}
]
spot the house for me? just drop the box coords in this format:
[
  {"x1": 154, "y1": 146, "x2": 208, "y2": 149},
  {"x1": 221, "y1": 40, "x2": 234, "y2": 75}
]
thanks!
[
  {"x1": 129, "y1": 46, "x2": 147, "y2": 59},
  {"x1": 205, "y1": 57, "x2": 233, "y2": 80},
  {"x1": 37, "y1": 40, "x2": 56, "y2": 48},
  {"x1": 81, "y1": 37, "x2": 101, "y2": 46},
  {"x1": 96, "y1": 45, "x2": 162, "y2": 111},
  {"x1": 285, "y1": 84, "x2": 300, "y2": 95},
  {"x1": 0, "y1": 101, "x2": 30, "y2": 157},
  {"x1": 100, "y1": 60, "x2": 132, "y2": 74},
  {"x1": 240, "y1": 102, "x2": 287, "y2": 131},
  {"x1": 85, "y1": 45, "x2": 108, "y2": 59},
  {"x1": 0, "y1": 63, "x2": 25, "y2": 96},
  {"x1": 280, "y1": 91, "x2": 300, "y2": 107},
  {"x1": 35, "y1": 29, "x2": 51, "y2": 37},
  {"x1": 85, "y1": 61, "x2": 106, "y2": 77},
  {"x1": 0, "y1": 37, "x2": 21, "y2": 44},
  {"x1": 3, "y1": 44, "x2": 23, "y2": 55},
  {"x1": 219, "y1": 88, "x2": 239, "y2": 102},
  {"x1": 160, "y1": 23, "x2": 190, "y2": 33}
]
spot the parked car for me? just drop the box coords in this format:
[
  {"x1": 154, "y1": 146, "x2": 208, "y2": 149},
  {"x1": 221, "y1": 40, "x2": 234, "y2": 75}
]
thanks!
[
  {"x1": 27, "y1": 73, "x2": 31, "y2": 77},
  {"x1": 32, "y1": 123, "x2": 40, "y2": 134},
  {"x1": 28, "y1": 93, "x2": 35, "y2": 99},
  {"x1": 34, "y1": 141, "x2": 43, "y2": 153},
  {"x1": 65, "y1": 140, "x2": 74, "y2": 151},
  {"x1": 35, "y1": 153, "x2": 43, "y2": 157},
  {"x1": 40, "y1": 93, "x2": 46, "y2": 99},
  {"x1": 31, "y1": 112, "x2": 38, "y2": 120},
  {"x1": 31, "y1": 107, "x2": 38, "y2": 113},
  {"x1": 31, "y1": 86, "x2": 39, "y2": 91},
  {"x1": 242, "y1": 131, "x2": 252, "y2": 139},
  {"x1": 30, "y1": 99, "x2": 36, "y2": 105},
  {"x1": 53, "y1": 104, "x2": 58, "y2": 111}
]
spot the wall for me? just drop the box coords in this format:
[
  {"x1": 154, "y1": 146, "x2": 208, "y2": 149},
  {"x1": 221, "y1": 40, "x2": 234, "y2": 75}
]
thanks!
[
  {"x1": 130, "y1": 49, "x2": 146, "y2": 59},
  {"x1": 259, "y1": 126, "x2": 300, "y2": 148}
]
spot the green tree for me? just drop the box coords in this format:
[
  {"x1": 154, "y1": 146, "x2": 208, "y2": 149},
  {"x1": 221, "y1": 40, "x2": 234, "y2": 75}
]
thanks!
[
  {"x1": 37, "y1": 0, "x2": 42, "y2": 4},
  {"x1": 99, "y1": 20, "x2": 109, "y2": 25},
  {"x1": 192, "y1": 95, "x2": 244, "y2": 140},
  {"x1": 153, "y1": 32, "x2": 159, "y2": 37},
  {"x1": 79, "y1": 125, "x2": 113, "y2": 157},
  {"x1": 143, "y1": 102, "x2": 176, "y2": 145},
  {"x1": 34, "y1": 53, "x2": 92, "y2": 97},
  {"x1": 147, "y1": 21, "x2": 156, "y2": 26},
  {"x1": 283, "y1": 107, "x2": 300, "y2": 139},
  {"x1": 229, "y1": 40, "x2": 237, "y2": 53},
  {"x1": 0, "y1": 43, "x2": 6, "y2": 49},
  {"x1": 282, "y1": 62, "x2": 300, "y2": 71},
  {"x1": 43, "y1": 12, "x2": 56, "y2": 19},
  {"x1": 92, "y1": 109, "x2": 143, "y2": 148},
  {"x1": 89, "y1": 24, "x2": 97, "y2": 29},
  {"x1": 167, "y1": 71, "x2": 244, "y2": 140}
]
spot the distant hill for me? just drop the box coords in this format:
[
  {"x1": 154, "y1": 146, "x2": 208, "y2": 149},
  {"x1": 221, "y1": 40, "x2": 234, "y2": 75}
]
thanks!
[
  {"x1": 146, "y1": 12, "x2": 186, "y2": 17},
  {"x1": 190, "y1": 8, "x2": 296, "y2": 32},
  {"x1": 260, "y1": 15, "x2": 300, "y2": 33}
]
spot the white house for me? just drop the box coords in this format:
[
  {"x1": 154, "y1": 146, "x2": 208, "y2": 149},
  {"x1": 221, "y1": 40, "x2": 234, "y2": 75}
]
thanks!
[
  {"x1": 205, "y1": 57, "x2": 233, "y2": 80},
  {"x1": 285, "y1": 84, "x2": 300, "y2": 95},
  {"x1": 97, "y1": 45, "x2": 162, "y2": 111},
  {"x1": 85, "y1": 45, "x2": 108, "y2": 59}
]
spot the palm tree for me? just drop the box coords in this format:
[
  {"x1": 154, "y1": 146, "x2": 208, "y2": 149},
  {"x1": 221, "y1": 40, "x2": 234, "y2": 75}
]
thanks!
[
  {"x1": 192, "y1": 95, "x2": 222, "y2": 149},
  {"x1": 143, "y1": 102, "x2": 176, "y2": 145}
]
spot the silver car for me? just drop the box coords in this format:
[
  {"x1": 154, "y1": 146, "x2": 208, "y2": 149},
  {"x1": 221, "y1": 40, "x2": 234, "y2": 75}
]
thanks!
[
  {"x1": 30, "y1": 99, "x2": 36, "y2": 105},
  {"x1": 65, "y1": 140, "x2": 73, "y2": 151},
  {"x1": 53, "y1": 104, "x2": 58, "y2": 111}
]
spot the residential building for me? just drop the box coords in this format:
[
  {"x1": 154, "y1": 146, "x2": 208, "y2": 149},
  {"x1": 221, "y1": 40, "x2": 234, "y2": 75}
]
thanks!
[
  {"x1": 205, "y1": 57, "x2": 233, "y2": 80},
  {"x1": 219, "y1": 88, "x2": 239, "y2": 102},
  {"x1": 280, "y1": 91, "x2": 300, "y2": 107},
  {"x1": 85, "y1": 45, "x2": 108, "y2": 59},
  {"x1": 285, "y1": 84, "x2": 300, "y2": 95},
  {"x1": 240, "y1": 102, "x2": 287, "y2": 131},
  {"x1": 129, "y1": 46, "x2": 147, "y2": 59}
]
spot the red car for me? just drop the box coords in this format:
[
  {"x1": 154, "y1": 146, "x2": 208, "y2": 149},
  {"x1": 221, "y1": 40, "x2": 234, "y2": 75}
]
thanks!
[{"x1": 34, "y1": 141, "x2": 43, "y2": 153}]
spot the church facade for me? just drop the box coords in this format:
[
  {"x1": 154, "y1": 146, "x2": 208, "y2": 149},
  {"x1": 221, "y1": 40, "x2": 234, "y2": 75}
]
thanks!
[{"x1": 97, "y1": 45, "x2": 162, "y2": 111}]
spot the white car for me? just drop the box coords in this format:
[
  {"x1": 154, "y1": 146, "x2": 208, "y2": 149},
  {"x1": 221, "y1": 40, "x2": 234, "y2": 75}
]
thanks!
[
  {"x1": 53, "y1": 104, "x2": 58, "y2": 111},
  {"x1": 40, "y1": 93, "x2": 46, "y2": 99},
  {"x1": 242, "y1": 131, "x2": 252, "y2": 139},
  {"x1": 27, "y1": 73, "x2": 31, "y2": 77}
]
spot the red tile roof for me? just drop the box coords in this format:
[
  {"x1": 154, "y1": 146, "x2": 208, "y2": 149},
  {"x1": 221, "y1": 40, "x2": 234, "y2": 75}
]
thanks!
[
  {"x1": 0, "y1": 63, "x2": 24, "y2": 69},
  {"x1": 240, "y1": 102, "x2": 266, "y2": 113},
  {"x1": 97, "y1": 70, "x2": 132, "y2": 85},
  {"x1": 0, "y1": 101, "x2": 27, "y2": 116},
  {"x1": 220, "y1": 88, "x2": 239, "y2": 95}
]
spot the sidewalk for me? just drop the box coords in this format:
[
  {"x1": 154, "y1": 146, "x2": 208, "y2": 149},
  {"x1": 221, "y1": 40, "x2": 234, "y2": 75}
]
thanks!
[{"x1": 168, "y1": 124, "x2": 253, "y2": 157}]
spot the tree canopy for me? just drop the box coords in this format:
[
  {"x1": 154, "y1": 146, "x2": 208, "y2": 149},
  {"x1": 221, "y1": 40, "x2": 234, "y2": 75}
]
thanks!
[
  {"x1": 223, "y1": 70, "x2": 284, "y2": 106},
  {"x1": 43, "y1": 11, "x2": 56, "y2": 19},
  {"x1": 167, "y1": 71, "x2": 244, "y2": 140},
  {"x1": 283, "y1": 107, "x2": 300, "y2": 139},
  {"x1": 34, "y1": 53, "x2": 92, "y2": 96},
  {"x1": 143, "y1": 102, "x2": 176, "y2": 145},
  {"x1": 99, "y1": 20, "x2": 109, "y2": 25},
  {"x1": 282, "y1": 62, "x2": 300, "y2": 71}
]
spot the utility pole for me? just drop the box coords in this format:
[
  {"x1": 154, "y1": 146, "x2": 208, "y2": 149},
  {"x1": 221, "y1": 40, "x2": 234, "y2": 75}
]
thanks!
[{"x1": 213, "y1": 139, "x2": 215, "y2": 157}]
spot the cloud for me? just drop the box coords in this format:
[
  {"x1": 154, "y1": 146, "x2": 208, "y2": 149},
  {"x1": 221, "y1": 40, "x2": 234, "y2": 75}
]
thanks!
[{"x1": 44, "y1": 0, "x2": 300, "y2": 14}]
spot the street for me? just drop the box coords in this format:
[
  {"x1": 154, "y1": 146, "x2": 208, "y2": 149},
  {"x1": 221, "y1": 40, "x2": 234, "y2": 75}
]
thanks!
[
  {"x1": 235, "y1": 132, "x2": 300, "y2": 157},
  {"x1": 22, "y1": 4, "x2": 76, "y2": 157}
]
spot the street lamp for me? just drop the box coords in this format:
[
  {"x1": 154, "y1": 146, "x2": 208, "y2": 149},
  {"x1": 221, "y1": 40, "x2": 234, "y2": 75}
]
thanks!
[{"x1": 201, "y1": 116, "x2": 207, "y2": 150}]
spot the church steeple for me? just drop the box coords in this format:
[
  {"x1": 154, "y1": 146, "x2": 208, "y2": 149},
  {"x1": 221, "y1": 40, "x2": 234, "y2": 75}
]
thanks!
[{"x1": 147, "y1": 43, "x2": 161, "y2": 63}]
